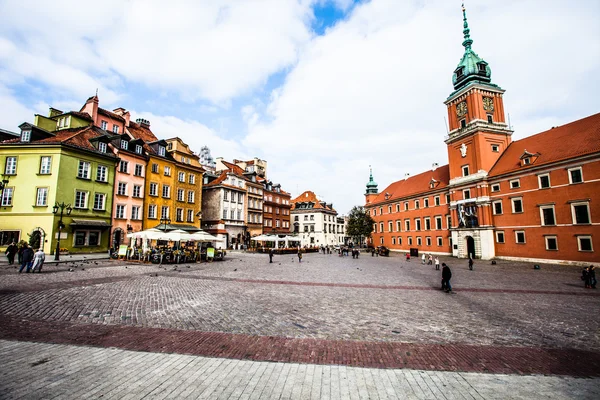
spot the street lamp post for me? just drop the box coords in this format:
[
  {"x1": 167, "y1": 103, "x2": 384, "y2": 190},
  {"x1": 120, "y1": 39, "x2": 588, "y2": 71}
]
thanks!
[
  {"x1": 52, "y1": 202, "x2": 73, "y2": 261},
  {"x1": 159, "y1": 217, "x2": 171, "y2": 232}
]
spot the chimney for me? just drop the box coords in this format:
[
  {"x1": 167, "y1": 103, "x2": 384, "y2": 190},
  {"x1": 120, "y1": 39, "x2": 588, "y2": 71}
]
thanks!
[
  {"x1": 81, "y1": 95, "x2": 99, "y2": 123},
  {"x1": 432, "y1": 163, "x2": 439, "y2": 171},
  {"x1": 113, "y1": 108, "x2": 131, "y2": 127},
  {"x1": 404, "y1": 173, "x2": 410, "y2": 180},
  {"x1": 136, "y1": 118, "x2": 150, "y2": 128}
]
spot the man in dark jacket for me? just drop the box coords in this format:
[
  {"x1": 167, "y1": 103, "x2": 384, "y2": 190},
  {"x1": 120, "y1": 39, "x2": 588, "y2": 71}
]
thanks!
[
  {"x1": 5, "y1": 242, "x2": 17, "y2": 265},
  {"x1": 441, "y1": 263, "x2": 452, "y2": 293},
  {"x1": 269, "y1": 248, "x2": 274, "y2": 263},
  {"x1": 19, "y1": 244, "x2": 34, "y2": 273}
]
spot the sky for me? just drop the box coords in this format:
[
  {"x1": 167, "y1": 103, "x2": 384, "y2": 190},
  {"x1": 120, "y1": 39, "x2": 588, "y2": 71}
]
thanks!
[{"x1": 1, "y1": 0, "x2": 599, "y2": 215}]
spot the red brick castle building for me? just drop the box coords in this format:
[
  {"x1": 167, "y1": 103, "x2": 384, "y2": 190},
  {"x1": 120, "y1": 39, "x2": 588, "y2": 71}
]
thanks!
[{"x1": 365, "y1": 6, "x2": 599, "y2": 266}]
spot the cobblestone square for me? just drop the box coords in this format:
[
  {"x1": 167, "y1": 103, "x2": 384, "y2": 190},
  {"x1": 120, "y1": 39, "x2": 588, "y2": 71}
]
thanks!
[{"x1": 1, "y1": 252, "x2": 599, "y2": 398}]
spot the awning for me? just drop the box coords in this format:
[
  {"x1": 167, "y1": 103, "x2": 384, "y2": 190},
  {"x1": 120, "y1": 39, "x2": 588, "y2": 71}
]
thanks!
[
  {"x1": 153, "y1": 223, "x2": 201, "y2": 232},
  {"x1": 70, "y1": 219, "x2": 112, "y2": 229}
]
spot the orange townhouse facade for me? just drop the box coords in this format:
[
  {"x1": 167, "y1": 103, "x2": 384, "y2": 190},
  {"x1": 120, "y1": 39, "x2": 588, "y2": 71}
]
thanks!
[{"x1": 365, "y1": 6, "x2": 600, "y2": 266}]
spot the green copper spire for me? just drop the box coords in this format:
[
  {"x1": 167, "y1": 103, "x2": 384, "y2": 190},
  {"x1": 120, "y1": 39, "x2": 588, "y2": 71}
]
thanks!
[
  {"x1": 365, "y1": 166, "x2": 378, "y2": 195},
  {"x1": 451, "y1": 2, "x2": 492, "y2": 91}
]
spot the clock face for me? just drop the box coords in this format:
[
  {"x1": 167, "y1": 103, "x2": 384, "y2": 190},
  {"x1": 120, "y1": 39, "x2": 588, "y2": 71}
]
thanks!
[
  {"x1": 483, "y1": 97, "x2": 494, "y2": 112},
  {"x1": 456, "y1": 101, "x2": 468, "y2": 118}
]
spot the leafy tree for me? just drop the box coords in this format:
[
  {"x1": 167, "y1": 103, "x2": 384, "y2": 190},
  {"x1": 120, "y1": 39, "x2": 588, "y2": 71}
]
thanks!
[{"x1": 346, "y1": 206, "x2": 375, "y2": 245}]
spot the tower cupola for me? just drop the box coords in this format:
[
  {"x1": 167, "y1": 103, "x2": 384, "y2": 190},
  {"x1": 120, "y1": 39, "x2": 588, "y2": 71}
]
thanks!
[
  {"x1": 452, "y1": 4, "x2": 492, "y2": 90},
  {"x1": 365, "y1": 167, "x2": 378, "y2": 195}
]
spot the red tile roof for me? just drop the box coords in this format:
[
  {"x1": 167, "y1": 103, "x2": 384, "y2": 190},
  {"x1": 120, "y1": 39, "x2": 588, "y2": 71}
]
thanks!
[
  {"x1": 489, "y1": 112, "x2": 600, "y2": 177},
  {"x1": 221, "y1": 160, "x2": 246, "y2": 175},
  {"x1": 127, "y1": 120, "x2": 158, "y2": 143},
  {"x1": 98, "y1": 108, "x2": 125, "y2": 123},
  {"x1": 204, "y1": 171, "x2": 228, "y2": 187},
  {"x1": 370, "y1": 165, "x2": 450, "y2": 205},
  {"x1": 291, "y1": 190, "x2": 336, "y2": 212}
]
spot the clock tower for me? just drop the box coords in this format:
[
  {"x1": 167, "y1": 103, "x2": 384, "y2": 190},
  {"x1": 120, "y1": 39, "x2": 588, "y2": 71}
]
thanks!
[{"x1": 445, "y1": 4, "x2": 512, "y2": 260}]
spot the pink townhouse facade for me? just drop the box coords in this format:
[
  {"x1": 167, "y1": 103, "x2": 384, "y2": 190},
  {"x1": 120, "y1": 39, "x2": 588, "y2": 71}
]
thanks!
[{"x1": 109, "y1": 134, "x2": 148, "y2": 249}]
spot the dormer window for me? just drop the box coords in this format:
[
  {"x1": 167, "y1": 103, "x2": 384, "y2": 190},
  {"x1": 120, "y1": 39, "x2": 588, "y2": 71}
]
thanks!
[
  {"x1": 519, "y1": 150, "x2": 538, "y2": 167},
  {"x1": 98, "y1": 142, "x2": 107, "y2": 153},
  {"x1": 120, "y1": 140, "x2": 128, "y2": 150},
  {"x1": 158, "y1": 146, "x2": 166, "y2": 156},
  {"x1": 21, "y1": 130, "x2": 31, "y2": 142},
  {"x1": 523, "y1": 157, "x2": 531, "y2": 165},
  {"x1": 135, "y1": 145, "x2": 142, "y2": 154},
  {"x1": 478, "y1": 63, "x2": 487, "y2": 73},
  {"x1": 455, "y1": 67, "x2": 464, "y2": 78},
  {"x1": 112, "y1": 125, "x2": 119, "y2": 134}
]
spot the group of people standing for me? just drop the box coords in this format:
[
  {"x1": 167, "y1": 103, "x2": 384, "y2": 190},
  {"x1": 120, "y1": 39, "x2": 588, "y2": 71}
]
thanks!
[
  {"x1": 4, "y1": 242, "x2": 46, "y2": 273},
  {"x1": 582, "y1": 265, "x2": 597, "y2": 289}
]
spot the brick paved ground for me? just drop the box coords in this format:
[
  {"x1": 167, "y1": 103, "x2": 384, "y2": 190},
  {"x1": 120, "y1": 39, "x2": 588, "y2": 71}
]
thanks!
[{"x1": 1, "y1": 251, "x2": 599, "y2": 398}]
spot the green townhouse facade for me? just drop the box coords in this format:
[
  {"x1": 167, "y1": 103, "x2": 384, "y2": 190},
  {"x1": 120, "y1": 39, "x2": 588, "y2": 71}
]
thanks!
[{"x1": 0, "y1": 119, "x2": 118, "y2": 255}]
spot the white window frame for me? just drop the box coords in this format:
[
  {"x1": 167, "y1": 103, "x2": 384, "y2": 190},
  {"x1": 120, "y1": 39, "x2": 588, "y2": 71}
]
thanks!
[
  {"x1": 93, "y1": 193, "x2": 106, "y2": 211},
  {"x1": 134, "y1": 164, "x2": 144, "y2": 177},
  {"x1": 135, "y1": 145, "x2": 143, "y2": 154},
  {"x1": 545, "y1": 235, "x2": 558, "y2": 251},
  {"x1": 176, "y1": 208, "x2": 184, "y2": 222},
  {"x1": 417, "y1": 237, "x2": 422, "y2": 246},
  {"x1": 148, "y1": 205, "x2": 157, "y2": 219},
  {"x1": 435, "y1": 216, "x2": 442, "y2": 230},
  {"x1": 571, "y1": 202, "x2": 591, "y2": 225},
  {"x1": 78, "y1": 161, "x2": 91, "y2": 179},
  {"x1": 392, "y1": 236, "x2": 396, "y2": 245},
  {"x1": 1, "y1": 187, "x2": 13, "y2": 206},
  {"x1": 415, "y1": 200, "x2": 420, "y2": 209},
  {"x1": 426, "y1": 237, "x2": 431, "y2": 246},
  {"x1": 4, "y1": 157, "x2": 17, "y2": 175},
  {"x1": 187, "y1": 209, "x2": 194, "y2": 223},
  {"x1": 149, "y1": 182, "x2": 158, "y2": 197},
  {"x1": 36, "y1": 187, "x2": 48, "y2": 206},
  {"x1": 539, "y1": 205, "x2": 556, "y2": 226},
  {"x1": 415, "y1": 218, "x2": 421, "y2": 231},
  {"x1": 434, "y1": 196, "x2": 440, "y2": 206},
  {"x1": 491, "y1": 144, "x2": 499, "y2": 152},
  {"x1": 162, "y1": 184, "x2": 170, "y2": 198},
  {"x1": 408, "y1": 237, "x2": 413, "y2": 246},
  {"x1": 515, "y1": 230, "x2": 526, "y2": 244},
  {"x1": 117, "y1": 182, "x2": 127, "y2": 196},
  {"x1": 40, "y1": 156, "x2": 52, "y2": 174},
  {"x1": 493, "y1": 200, "x2": 503, "y2": 215},
  {"x1": 491, "y1": 183, "x2": 500, "y2": 192},
  {"x1": 178, "y1": 172, "x2": 185, "y2": 182},
  {"x1": 437, "y1": 237, "x2": 443, "y2": 246},
  {"x1": 511, "y1": 197, "x2": 523, "y2": 214},
  {"x1": 462, "y1": 165, "x2": 469, "y2": 176},
  {"x1": 96, "y1": 165, "x2": 108, "y2": 182},
  {"x1": 189, "y1": 174, "x2": 195, "y2": 184},
  {"x1": 101, "y1": 120, "x2": 107, "y2": 130},
  {"x1": 495, "y1": 231, "x2": 505, "y2": 243},
  {"x1": 568, "y1": 167, "x2": 583, "y2": 184},
  {"x1": 161, "y1": 206, "x2": 169, "y2": 219},
  {"x1": 510, "y1": 179, "x2": 520, "y2": 189},
  {"x1": 113, "y1": 125, "x2": 119, "y2": 134},
  {"x1": 119, "y1": 160, "x2": 129, "y2": 174},
  {"x1": 177, "y1": 188, "x2": 184, "y2": 202},
  {"x1": 158, "y1": 146, "x2": 166, "y2": 157},
  {"x1": 74, "y1": 190, "x2": 88, "y2": 209},
  {"x1": 120, "y1": 140, "x2": 128, "y2": 150},
  {"x1": 115, "y1": 204, "x2": 126, "y2": 219},
  {"x1": 388, "y1": 221, "x2": 393, "y2": 232},
  {"x1": 577, "y1": 235, "x2": 594, "y2": 252},
  {"x1": 424, "y1": 217, "x2": 431, "y2": 230},
  {"x1": 164, "y1": 166, "x2": 171, "y2": 176},
  {"x1": 538, "y1": 173, "x2": 551, "y2": 189},
  {"x1": 463, "y1": 189, "x2": 471, "y2": 200},
  {"x1": 131, "y1": 206, "x2": 141, "y2": 220},
  {"x1": 187, "y1": 190, "x2": 195, "y2": 203},
  {"x1": 98, "y1": 142, "x2": 107, "y2": 153},
  {"x1": 396, "y1": 220, "x2": 402, "y2": 232},
  {"x1": 21, "y1": 130, "x2": 31, "y2": 142}
]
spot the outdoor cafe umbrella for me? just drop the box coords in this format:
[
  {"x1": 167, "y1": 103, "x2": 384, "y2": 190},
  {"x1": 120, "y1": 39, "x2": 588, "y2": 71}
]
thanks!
[
  {"x1": 187, "y1": 231, "x2": 218, "y2": 242},
  {"x1": 162, "y1": 229, "x2": 192, "y2": 242}
]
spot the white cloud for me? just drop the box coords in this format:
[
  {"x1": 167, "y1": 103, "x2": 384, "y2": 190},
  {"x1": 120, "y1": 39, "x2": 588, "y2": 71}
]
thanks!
[
  {"x1": 246, "y1": 0, "x2": 600, "y2": 214},
  {"x1": 0, "y1": 85, "x2": 36, "y2": 131}
]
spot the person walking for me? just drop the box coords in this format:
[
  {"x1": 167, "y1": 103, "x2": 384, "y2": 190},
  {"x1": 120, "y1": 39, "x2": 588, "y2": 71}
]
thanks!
[
  {"x1": 405, "y1": 253, "x2": 410, "y2": 262},
  {"x1": 297, "y1": 248, "x2": 303, "y2": 263},
  {"x1": 421, "y1": 253, "x2": 426, "y2": 265},
  {"x1": 441, "y1": 263, "x2": 452, "y2": 293},
  {"x1": 31, "y1": 248, "x2": 46, "y2": 273},
  {"x1": 5, "y1": 242, "x2": 17, "y2": 265},
  {"x1": 19, "y1": 244, "x2": 34, "y2": 273},
  {"x1": 588, "y1": 265, "x2": 597, "y2": 289},
  {"x1": 468, "y1": 256, "x2": 474, "y2": 271},
  {"x1": 269, "y1": 248, "x2": 274, "y2": 264},
  {"x1": 434, "y1": 257, "x2": 440, "y2": 270},
  {"x1": 428, "y1": 254, "x2": 433, "y2": 265}
]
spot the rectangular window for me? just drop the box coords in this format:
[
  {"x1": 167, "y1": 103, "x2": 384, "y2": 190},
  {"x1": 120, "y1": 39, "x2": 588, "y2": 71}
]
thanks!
[
  {"x1": 396, "y1": 204, "x2": 400, "y2": 212},
  {"x1": 538, "y1": 174, "x2": 551, "y2": 189},
  {"x1": 417, "y1": 237, "x2": 422, "y2": 246},
  {"x1": 491, "y1": 183, "x2": 500, "y2": 192},
  {"x1": 460, "y1": 119, "x2": 466, "y2": 128},
  {"x1": 164, "y1": 166, "x2": 171, "y2": 176},
  {"x1": 515, "y1": 231, "x2": 526, "y2": 244},
  {"x1": 158, "y1": 146, "x2": 166, "y2": 156},
  {"x1": 78, "y1": 161, "x2": 90, "y2": 179},
  {"x1": 113, "y1": 125, "x2": 119, "y2": 134},
  {"x1": 176, "y1": 208, "x2": 183, "y2": 222},
  {"x1": 189, "y1": 174, "x2": 195, "y2": 184},
  {"x1": 231, "y1": 210, "x2": 235, "y2": 219},
  {"x1": 424, "y1": 218, "x2": 431, "y2": 230},
  {"x1": 148, "y1": 205, "x2": 157, "y2": 219},
  {"x1": 396, "y1": 220, "x2": 402, "y2": 232},
  {"x1": 36, "y1": 187, "x2": 48, "y2": 206},
  {"x1": 415, "y1": 219, "x2": 421, "y2": 231},
  {"x1": 577, "y1": 236, "x2": 593, "y2": 252},
  {"x1": 388, "y1": 221, "x2": 393, "y2": 232},
  {"x1": 415, "y1": 200, "x2": 420, "y2": 209},
  {"x1": 161, "y1": 206, "x2": 169, "y2": 219},
  {"x1": 177, "y1": 188, "x2": 184, "y2": 202},
  {"x1": 178, "y1": 172, "x2": 185, "y2": 182},
  {"x1": 238, "y1": 210, "x2": 242, "y2": 220},
  {"x1": 426, "y1": 237, "x2": 431, "y2": 246},
  {"x1": 404, "y1": 202, "x2": 409, "y2": 211},
  {"x1": 435, "y1": 217, "x2": 442, "y2": 230},
  {"x1": 424, "y1": 198, "x2": 429, "y2": 208},
  {"x1": 162, "y1": 185, "x2": 170, "y2": 198},
  {"x1": 131, "y1": 206, "x2": 140, "y2": 220},
  {"x1": 496, "y1": 231, "x2": 505, "y2": 243},
  {"x1": 568, "y1": 167, "x2": 583, "y2": 184},
  {"x1": 117, "y1": 182, "x2": 127, "y2": 196},
  {"x1": 74, "y1": 230, "x2": 101, "y2": 247},
  {"x1": 463, "y1": 189, "x2": 471, "y2": 200},
  {"x1": 149, "y1": 182, "x2": 158, "y2": 196},
  {"x1": 187, "y1": 209, "x2": 194, "y2": 223},
  {"x1": 1, "y1": 187, "x2": 13, "y2": 206},
  {"x1": 388, "y1": 205, "x2": 392, "y2": 214},
  {"x1": 134, "y1": 164, "x2": 143, "y2": 177},
  {"x1": 437, "y1": 237, "x2": 443, "y2": 246},
  {"x1": 392, "y1": 237, "x2": 396, "y2": 245},
  {"x1": 133, "y1": 185, "x2": 142, "y2": 198},
  {"x1": 187, "y1": 191, "x2": 194, "y2": 203},
  {"x1": 511, "y1": 198, "x2": 523, "y2": 213},
  {"x1": 120, "y1": 140, "x2": 128, "y2": 150},
  {"x1": 74, "y1": 191, "x2": 88, "y2": 209},
  {"x1": 571, "y1": 202, "x2": 591, "y2": 224},
  {"x1": 545, "y1": 236, "x2": 558, "y2": 251},
  {"x1": 224, "y1": 190, "x2": 229, "y2": 201},
  {"x1": 119, "y1": 160, "x2": 129, "y2": 174},
  {"x1": 93, "y1": 193, "x2": 105, "y2": 210},
  {"x1": 96, "y1": 165, "x2": 107, "y2": 182},
  {"x1": 493, "y1": 201, "x2": 503, "y2": 215},
  {"x1": 405, "y1": 220, "x2": 410, "y2": 231},
  {"x1": 40, "y1": 156, "x2": 52, "y2": 174},
  {"x1": 116, "y1": 205, "x2": 126, "y2": 219},
  {"x1": 447, "y1": 215, "x2": 452, "y2": 229},
  {"x1": 462, "y1": 165, "x2": 469, "y2": 176},
  {"x1": 408, "y1": 237, "x2": 413, "y2": 246},
  {"x1": 98, "y1": 142, "x2": 107, "y2": 153},
  {"x1": 540, "y1": 205, "x2": 556, "y2": 226},
  {"x1": 223, "y1": 209, "x2": 228, "y2": 219},
  {"x1": 491, "y1": 144, "x2": 499, "y2": 152},
  {"x1": 379, "y1": 222, "x2": 384, "y2": 232},
  {"x1": 135, "y1": 145, "x2": 143, "y2": 154},
  {"x1": 101, "y1": 121, "x2": 107, "y2": 130},
  {"x1": 487, "y1": 114, "x2": 493, "y2": 124},
  {"x1": 510, "y1": 179, "x2": 520, "y2": 189},
  {"x1": 21, "y1": 130, "x2": 31, "y2": 141},
  {"x1": 151, "y1": 163, "x2": 159, "y2": 173},
  {"x1": 434, "y1": 196, "x2": 440, "y2": 206}
]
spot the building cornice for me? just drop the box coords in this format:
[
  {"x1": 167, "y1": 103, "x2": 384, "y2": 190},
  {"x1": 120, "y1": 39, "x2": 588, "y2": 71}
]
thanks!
[{"x1": 445, "y1": 120, "x2": 513, "y2": 145}]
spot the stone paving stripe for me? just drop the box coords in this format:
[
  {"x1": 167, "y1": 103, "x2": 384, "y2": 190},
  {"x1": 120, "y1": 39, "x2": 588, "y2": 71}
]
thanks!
[{"x1": 4, "y1": 316, "x2": 597, "y2": 377}]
